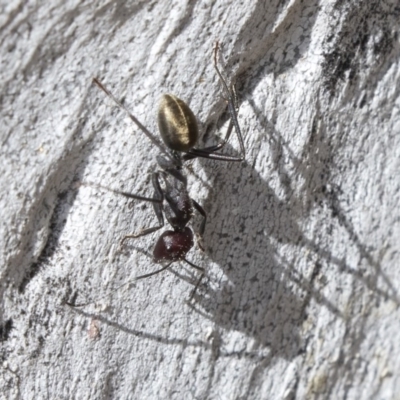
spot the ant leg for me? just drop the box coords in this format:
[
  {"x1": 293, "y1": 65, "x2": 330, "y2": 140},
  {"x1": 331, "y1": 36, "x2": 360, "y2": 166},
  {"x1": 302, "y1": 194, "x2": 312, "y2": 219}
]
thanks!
[
  {"x1": 186, "y1": 82, "x2": 238, "y2": 158},
  {"x1": 182, "y1": 121, "x2": 234, "y2": 161},
  {"x1": 201, "y1": 121, "x2": 234, "y2": 153},
  {"x1": 192, "y1": 200, "x2": 206, "y2": 251},
  {"x1": 65, "y1": 262, "x2": 173, "y2": 308},
  {"x1": 79, "y1": 181, "x2": 164, "y2": 246},
  {"x1": 212, "y1": 41, "x2": 245, "y2": 158},
  {"x1": 183, "y1": 258, "x2": 205, "y2": 300},
  {"x1": 132, "y1": 262, "x2": 172, "y2": 280},
  {"x1": 80, "y1": 182, "x2": 163, "y2": 204},
  {"x1": 93, "y1": 78, "x2": 173, "y2": 163},
  {"x1": 183, "y1": 42, "x2": 245, "y2": 162},
  {"x1": 120, "y1": 172, "x2": 165, "y2": 247},
  {"x1": 189, "y1": 85, "x2": 238, "y2": 157},
  {"x1": 121, "y1": 224, "x2": 161, "y2": 244}
]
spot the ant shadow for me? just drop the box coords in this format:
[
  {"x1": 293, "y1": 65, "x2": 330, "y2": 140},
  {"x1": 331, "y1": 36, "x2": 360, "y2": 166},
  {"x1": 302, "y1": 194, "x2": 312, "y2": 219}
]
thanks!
[
  {"x1": 61, "y1": 0, "x2": 324, "y2": 367},
  {"x1": 63, "y1": 74, "x2": 392, "y2": 370},
  {"x1": 17, "y1": 0, "x2": 396, "y2": 368},
  {"x1": 4, "y1": 3, "x2": 397, "y2": 387},
  {"x1": 49, "y1": 76, "x2": 395, "y2": 371},
  {"x1": 184, "y1": 94, "x2": 399, "y2": 363},
  {"x1": 185, "y1": 128, "x2": 310, "y2": 361},
  {"x1": 61, "y1": 95, "x2": 307, "y2": 363}
]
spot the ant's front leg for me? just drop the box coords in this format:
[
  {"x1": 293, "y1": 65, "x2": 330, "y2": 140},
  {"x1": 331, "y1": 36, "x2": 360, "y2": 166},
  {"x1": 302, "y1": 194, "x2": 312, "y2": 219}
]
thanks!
[
  {"x1": 183, "y1": 258, "x2": 205, "y2": 300},
  {"x1": 120, "y1": 172, "x2": 165, "y2": 247}
]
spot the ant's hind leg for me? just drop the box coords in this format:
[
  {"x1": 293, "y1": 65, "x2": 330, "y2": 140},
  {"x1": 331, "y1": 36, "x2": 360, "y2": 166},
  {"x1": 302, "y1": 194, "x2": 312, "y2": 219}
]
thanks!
[
  {"x1": 182, "y1": 43, "x2": 245, "y2": 163},
  {"x1": 120, "y1": 172, "x2": 165, "y2": 247},
  {"x1": 182, "y1": 121, "x2": 234, "y2": 162}
]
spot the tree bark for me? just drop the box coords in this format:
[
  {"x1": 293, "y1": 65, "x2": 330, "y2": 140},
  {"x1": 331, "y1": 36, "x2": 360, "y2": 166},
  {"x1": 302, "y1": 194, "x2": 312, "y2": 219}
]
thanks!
[{"x1": 1, "y1": 1, "x2": 399, "y2": 399}]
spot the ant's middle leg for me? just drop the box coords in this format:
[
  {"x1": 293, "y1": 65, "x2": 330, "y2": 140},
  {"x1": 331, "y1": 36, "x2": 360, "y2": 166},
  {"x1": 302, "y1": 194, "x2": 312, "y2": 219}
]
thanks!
[{"x1": 120, "y1": 172, "x2": 165, "y2": 247}]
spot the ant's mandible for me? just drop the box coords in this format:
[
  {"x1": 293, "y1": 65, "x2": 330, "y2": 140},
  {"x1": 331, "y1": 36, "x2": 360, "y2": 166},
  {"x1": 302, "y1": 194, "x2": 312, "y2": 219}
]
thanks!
[{"x1": 70, "y1": 42, "x2": 245, "y2": 306}]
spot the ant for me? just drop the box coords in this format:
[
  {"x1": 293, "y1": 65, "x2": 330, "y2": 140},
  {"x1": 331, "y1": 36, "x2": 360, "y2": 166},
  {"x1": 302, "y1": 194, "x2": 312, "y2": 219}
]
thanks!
[{"x1": 69, "y1": 42, "x2": 244, "y2": 307}]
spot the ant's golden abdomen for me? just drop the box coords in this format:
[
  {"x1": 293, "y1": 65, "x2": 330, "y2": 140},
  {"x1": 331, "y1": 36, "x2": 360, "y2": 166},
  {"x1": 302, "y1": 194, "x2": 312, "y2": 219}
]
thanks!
[{"x1": 158, "y1": 94, "x2": 199, "y2": 152}]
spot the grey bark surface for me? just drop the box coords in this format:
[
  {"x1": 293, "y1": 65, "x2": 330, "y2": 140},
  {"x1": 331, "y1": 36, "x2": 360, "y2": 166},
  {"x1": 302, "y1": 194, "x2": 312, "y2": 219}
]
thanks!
[{"x1": 1, "y1": 1, "x2": 399, "y2": 399}]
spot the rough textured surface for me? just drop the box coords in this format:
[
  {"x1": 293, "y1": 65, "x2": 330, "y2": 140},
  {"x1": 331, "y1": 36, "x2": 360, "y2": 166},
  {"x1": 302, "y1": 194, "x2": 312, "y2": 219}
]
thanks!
[{"x1": 1, "y1": 1, "x2": 400, "y2": 399}]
